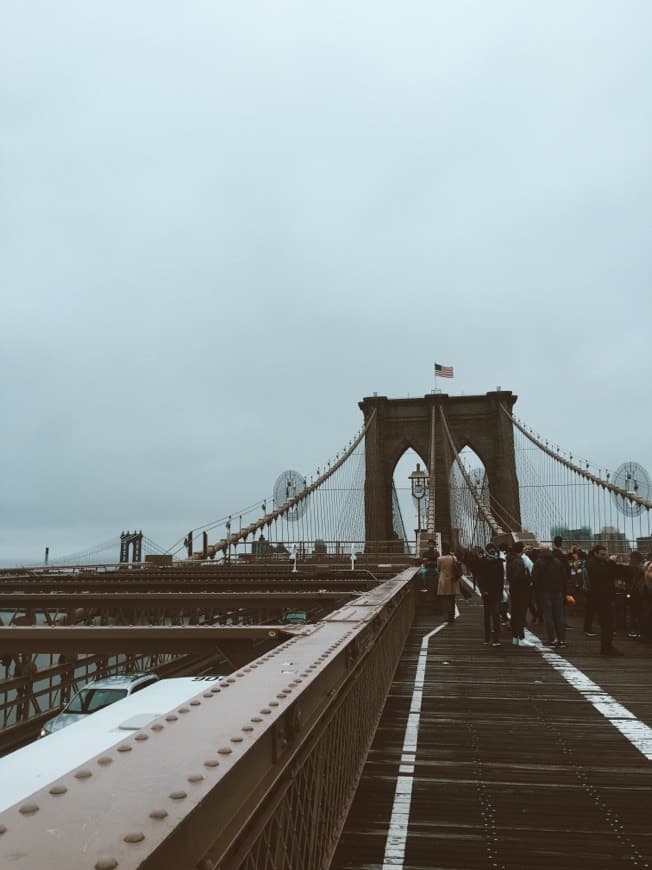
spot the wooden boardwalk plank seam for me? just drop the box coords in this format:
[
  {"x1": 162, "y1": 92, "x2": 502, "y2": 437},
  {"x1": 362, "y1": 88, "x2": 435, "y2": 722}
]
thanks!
[{"x1": 331, "y1": 591, "x2": 652, "y2": 870}]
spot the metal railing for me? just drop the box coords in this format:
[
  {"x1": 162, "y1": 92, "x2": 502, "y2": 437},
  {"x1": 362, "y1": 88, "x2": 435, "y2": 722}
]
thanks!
[{"x1": 0, "y1": 567, "x2": 418, "y2": 869}]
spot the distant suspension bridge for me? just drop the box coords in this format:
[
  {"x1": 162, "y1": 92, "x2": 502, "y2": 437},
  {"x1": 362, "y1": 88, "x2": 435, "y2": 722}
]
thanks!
[{"x1": 33, "y1": 390, "x2": 652, "y2": 568}]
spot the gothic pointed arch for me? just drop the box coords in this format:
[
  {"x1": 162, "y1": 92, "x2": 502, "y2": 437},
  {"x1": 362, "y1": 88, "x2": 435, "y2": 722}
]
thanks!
[
  {"x1": 359, "y1": 391, "x2": 521, "y2": 547},
  {"x1": 393, "y1": 446, "x2": 431, "y2": 544},
  {"x1": 389, "y1": 439, "x2": 429, "y2": 477}
]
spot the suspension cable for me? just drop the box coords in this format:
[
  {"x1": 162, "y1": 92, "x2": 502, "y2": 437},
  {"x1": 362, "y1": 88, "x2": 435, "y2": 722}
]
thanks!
[
  {"x1": 501, "y1": 404, "x2": 652, "y2": 511},
  {"x1": 439, "y1": 407, "x2": 505, "y2": 536},
  {"x1": 202, "y1": 410, "x2": 377, "y2": 558}
]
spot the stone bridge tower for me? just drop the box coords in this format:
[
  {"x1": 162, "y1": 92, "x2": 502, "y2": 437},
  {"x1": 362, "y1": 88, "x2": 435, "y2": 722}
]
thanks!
[{"x1": 359, "y1": 390, "x2": 521, "y2": 547}]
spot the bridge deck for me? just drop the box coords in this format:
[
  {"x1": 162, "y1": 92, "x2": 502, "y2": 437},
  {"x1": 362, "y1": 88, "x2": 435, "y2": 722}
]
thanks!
[{"x1": 332, "y1": 587, "x2": 652, "y2": 870}]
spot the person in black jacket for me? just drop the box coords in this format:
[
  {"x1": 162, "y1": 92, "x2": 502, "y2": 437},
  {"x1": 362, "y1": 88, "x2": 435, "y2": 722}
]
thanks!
[
  {"x1": 532, "y1": 545, "x2": 568, "y2": 648},
  {"x1": 586, "y1": 545, "x2": 625, "y2": 656},
  {"x1": 476, "y1": 543, "x2": 504, "y2": 647},
  {"x1": 507, "y1": 542, "x2": 534, "y2": 647}
]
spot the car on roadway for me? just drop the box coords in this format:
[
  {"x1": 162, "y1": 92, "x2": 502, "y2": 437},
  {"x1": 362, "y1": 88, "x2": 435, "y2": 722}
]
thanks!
[
  {"x1": 40, "y1": 672, "x2": 160, "y2": 736},
  {"x1": 2, "y1": 676, "x2": 223, "y2": 813},
  {"x1": 283, "y1": 609, "x2": 308, "y2": 625}
]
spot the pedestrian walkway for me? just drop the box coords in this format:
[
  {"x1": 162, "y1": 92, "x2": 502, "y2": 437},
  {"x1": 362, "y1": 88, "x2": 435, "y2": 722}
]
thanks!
[{"x1": 331, "y1": 584, "x2": 652, "y2": 870}]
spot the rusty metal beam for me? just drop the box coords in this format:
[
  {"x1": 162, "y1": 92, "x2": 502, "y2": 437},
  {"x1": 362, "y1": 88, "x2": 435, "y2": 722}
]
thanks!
[
  {"x1": 0, "y1": 558, "x2": 409, "y2": 582},
  {"x1": 0, "y1": 578, "x2": 378, "y2": 595},
  {"x1": 0, "y1": 591, "x2": 351, "y2": 610},
  {"x1": 0, "y1": 565, "x2": 391, "y2": 582},
  {"x1": 0, "y1": 626, "x2": 289, "y2": 656},
  {"x1": 0, "y1": 569, "x2": 417, "y2": 869}
]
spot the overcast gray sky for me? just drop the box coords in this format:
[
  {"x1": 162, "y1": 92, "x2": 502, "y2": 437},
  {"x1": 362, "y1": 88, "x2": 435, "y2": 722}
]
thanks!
[{"x1": 2, "y1": 1, "x2": 650, "y2": 563}]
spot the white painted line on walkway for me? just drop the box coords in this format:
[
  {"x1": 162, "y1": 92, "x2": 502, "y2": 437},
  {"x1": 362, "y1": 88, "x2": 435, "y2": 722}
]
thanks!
[
  {"x1": 462, "y1": 575, "x2": 651, "y2": 759},
  {"x1": 383, "y1": 575, "x2": 650, "y2": 870},
  {"x1": 461, "y1": 574, "x2": 480, "y2": 597},
  {"x1": 525, "y1": 631, "x2": 652, "y2": 761},
  {"x1": 381, "y1": 622, "x2": 448, "y2": 870}
]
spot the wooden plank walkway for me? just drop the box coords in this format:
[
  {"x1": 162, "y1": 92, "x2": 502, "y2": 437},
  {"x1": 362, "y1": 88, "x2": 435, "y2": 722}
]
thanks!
[{"x1": 331, "y1": 586, "x2": 652, "y2": 870}]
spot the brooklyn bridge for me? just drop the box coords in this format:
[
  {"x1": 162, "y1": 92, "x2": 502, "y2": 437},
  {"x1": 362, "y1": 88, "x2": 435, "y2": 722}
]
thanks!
[{"x1": 0, "y1": 390, "x2": 650, "y2": 869}]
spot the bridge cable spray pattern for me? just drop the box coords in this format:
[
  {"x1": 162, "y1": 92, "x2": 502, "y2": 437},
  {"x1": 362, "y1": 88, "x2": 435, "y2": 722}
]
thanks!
[
  {"x1": 188, "y1": 396, "x2": 652, "y2": 561},
  {"x1": 43, "y1": 395, "x2": 652, "y2": 564},
  {"x1": 438, "y1": 406, "x2": 505, "y2": 537},
  {"x1": 502, "y1": 404, "x2": 652, "y2": 547},
  {"x1": 197, "y1": 409, "x2": 378, "y2": 560}
]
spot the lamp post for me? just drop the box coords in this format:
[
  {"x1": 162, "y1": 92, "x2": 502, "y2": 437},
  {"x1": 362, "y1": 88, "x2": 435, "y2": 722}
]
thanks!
[{"x1": 409, "y1": 463, "x2": 429, "y2": 553}]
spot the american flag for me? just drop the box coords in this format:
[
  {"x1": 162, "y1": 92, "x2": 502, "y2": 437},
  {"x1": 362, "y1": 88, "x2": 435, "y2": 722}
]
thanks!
[{"x1": 434, "y1": 363, "x2": 454, "y2": 378}]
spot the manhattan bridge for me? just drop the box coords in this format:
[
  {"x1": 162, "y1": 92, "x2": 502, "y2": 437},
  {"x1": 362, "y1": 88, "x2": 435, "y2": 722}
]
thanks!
[{"x1": 0, "y1": 390, "x2": 650, "y2": 870}]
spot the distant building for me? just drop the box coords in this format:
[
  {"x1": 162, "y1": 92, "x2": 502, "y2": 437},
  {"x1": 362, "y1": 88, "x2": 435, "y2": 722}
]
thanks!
[
  {"x1": 636, "y1": 536, "x2": 652, "y2": 556},
  {"x1": 594, "y1": 526, "x2": 629, "y2": 555},
  {"x1": 550, "y1": 526, "x2": 593, "y2": 550},
  {"x1": 252, "y1": 536, "x2": 274, "y2": 558}
]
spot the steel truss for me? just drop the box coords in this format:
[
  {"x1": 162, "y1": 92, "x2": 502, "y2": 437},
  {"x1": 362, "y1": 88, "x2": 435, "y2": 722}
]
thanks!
[{"x1": 0, "y1": 568, "x2": 417, "y2": 870}]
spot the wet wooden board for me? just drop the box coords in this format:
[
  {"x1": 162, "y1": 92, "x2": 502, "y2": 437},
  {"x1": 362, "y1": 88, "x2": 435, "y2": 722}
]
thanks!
[{"x1": 331, "y1": 593, "x2": 652, "y2": 870}]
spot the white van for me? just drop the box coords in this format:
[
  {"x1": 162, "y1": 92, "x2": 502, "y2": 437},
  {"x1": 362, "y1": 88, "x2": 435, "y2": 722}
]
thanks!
[
  {"x1": 40, "y1": 672, "x2": 160, "y2": 736},
  {"x1": 0, "y1": 675, "x2": 224, "y2": 813}
]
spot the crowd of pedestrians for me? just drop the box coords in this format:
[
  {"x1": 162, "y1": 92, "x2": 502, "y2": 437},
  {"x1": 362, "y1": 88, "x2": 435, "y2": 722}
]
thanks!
[{"x1": 423, "y1": 535, "x2": 652, "y2": 656}]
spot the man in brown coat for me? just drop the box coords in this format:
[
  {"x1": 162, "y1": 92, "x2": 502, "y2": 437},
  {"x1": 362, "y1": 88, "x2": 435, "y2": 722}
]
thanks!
[{"x1": 437, "y1": 541, "x2": 461, "y2": 623}]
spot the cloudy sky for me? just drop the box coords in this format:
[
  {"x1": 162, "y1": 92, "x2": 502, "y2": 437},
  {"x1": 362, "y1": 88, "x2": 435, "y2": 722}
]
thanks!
[{"x1": 2, "y1": 1, "x2": 650, "y2": 563}]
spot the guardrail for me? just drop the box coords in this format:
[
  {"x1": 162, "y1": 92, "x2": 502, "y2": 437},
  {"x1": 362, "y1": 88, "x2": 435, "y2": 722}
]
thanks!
[{"x1": 0, "y1": 567, "x2": 417, "y2": 869}]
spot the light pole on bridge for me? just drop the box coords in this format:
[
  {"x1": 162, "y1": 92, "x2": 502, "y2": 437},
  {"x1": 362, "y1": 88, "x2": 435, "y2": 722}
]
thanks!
[{"x1": 409, "y1": 463, "x2": 429, "y2": 555}]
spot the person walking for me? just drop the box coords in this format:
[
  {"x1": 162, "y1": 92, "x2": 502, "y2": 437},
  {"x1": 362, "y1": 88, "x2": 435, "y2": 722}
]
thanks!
[
  {"x1": 532, "y1": 545, "x2": 568, "y2": 648},
  {"x1": 586, "y1": 545, "x2": 625, "y2": 656},
  {"x1": 627, "y1": 551, "x2": 645, "y2": 639},
  {"x1": 581, "y1": 556, "x2": 597, "y2": 636},
  {"x1": 643, "y1": 558, "x2": 652, "y2": 642},
  {"x1": 552, "y1": 535, "x2": 573, "y2": 634},
  {"x1": 498, "y1": 544, "x2": 510, "y2": 625},
  {"x1": 14, "y1": 653, "x2": 37, "y2": 721},
  {"x1": 420, "y1": 539, "x2": 439, "y2": 593},
  {"x1": 507, "y1": 541, "x2": 534, "y2": 647},
  {"x1": 436, "y1": 542, "x2": 461, "y2": 623},
  {"x1": 476, "y1": 543, "x2": 504, "y2": 646},
  {"x1": 529, "y1": 548, "x2": 545, "y2": 626}
]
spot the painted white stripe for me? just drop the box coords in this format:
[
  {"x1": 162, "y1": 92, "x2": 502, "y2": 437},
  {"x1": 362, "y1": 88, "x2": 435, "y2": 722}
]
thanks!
[
  {"x1": 463, "y1": 575, "x2": 651, "y2": 759},
  {"x1": 461, "y1": 574, "x2": 481, "y2": 597},
  {"x1": 525, "y1": 631, "x2": 652, "y2": 761},
  {"x1": 381, "y1": 622, "x2": 448, "y2": 870}
]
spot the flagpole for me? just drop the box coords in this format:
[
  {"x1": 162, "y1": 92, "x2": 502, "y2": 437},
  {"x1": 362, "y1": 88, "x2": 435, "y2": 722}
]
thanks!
[{"x1": 433, "y1": 364, "x2": 441, "y2": 394}]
